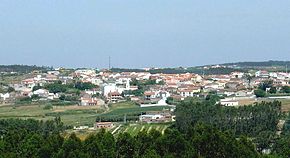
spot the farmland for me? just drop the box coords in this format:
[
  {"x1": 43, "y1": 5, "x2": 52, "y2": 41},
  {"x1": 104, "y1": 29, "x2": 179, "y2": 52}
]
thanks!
[
  {"x1": 0, "y1": 101, "x2": 172, "y2": 127},
  {"x1": 238, "y1": 98, "x2": 290, "y2": 112},
  {"x1": 111, "y1": 123, "x2": 170, "y2": 136},
  {"x1": 0, "y1": 104, "x2": 104, "y2": 126},
  {"x1": 67, "y1": 123, "x2": 171, "y2": 140}
]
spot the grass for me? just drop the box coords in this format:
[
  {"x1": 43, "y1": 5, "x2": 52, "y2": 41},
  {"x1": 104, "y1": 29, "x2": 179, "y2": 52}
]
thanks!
[
  {"x1": 0, "y1": 101, "x2": 171, "y2": 127},
  {"x1": 98, "y1": 101, "x2": 170, "y2": 117},
  {"x1": 0, "y1": 104, "x2": 104, "y2": 126},
  {"x1": 238, "y1": 98, "x2": 290, "y2": 112},
  {"x1": 112, "y1": 123, "x2": 171, "y2": 136}
]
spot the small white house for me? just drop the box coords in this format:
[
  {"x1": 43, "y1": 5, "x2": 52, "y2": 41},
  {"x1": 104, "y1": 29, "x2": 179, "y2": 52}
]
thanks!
[
  {"x1": 220, "y1": 99, "x2": 239, "y2": 106},
  {"x1": 0, "y1": 93, "x2": 10, "y2": 100}
]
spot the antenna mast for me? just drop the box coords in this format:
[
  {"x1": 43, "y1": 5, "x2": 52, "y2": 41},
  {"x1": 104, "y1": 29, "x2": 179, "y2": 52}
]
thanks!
[{"x1": 109, "y1": 56, "x2": 111, "y2": 70}]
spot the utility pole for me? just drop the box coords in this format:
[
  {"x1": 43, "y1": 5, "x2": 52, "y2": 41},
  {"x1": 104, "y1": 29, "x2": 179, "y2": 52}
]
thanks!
[{"x1": 109, "y1": 56, "x2": 111, "y2": 70}]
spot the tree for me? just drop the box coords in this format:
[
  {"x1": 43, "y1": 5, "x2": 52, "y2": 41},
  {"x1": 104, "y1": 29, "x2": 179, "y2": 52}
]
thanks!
[
  {"x1": 44, "y1": 82, "x2": 67, "y2": 94},
  {"x1": 32, "y1": 84, "x2": 42, "y2": 91},
  {"x1": 116, "y1": 133, "x2": 136, "y2": 158},
  {"x1": 258, "y1": 80, "x2": 273, "y2": 91},
  {"x1": 62, "y1": 133, "x2": 82, "y2": 158},
  {"x1": 74, "y1": 82, "x2": 96, "y2": 90},
  {"x1": 7, "y1": 87, "x2": 15, "y2": 93},
  {"x1": 269, "y1": 87, "x2": 277, "y2": 94},
  {"x1": 281, "y1": 86, "x2": 290, "y2": 93},
  {"x1": 254, "y1": 89, "x2": 266, "y2": 97}
]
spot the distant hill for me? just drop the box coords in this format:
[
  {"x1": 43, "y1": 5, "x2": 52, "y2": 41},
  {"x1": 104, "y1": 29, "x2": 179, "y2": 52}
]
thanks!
[
  {"x1": 0, "y1": 65, "x2": 52, "y2": 73},
  {"x1": 217, "y1": 60, "x2": 290, "y2": 68},
  {"x1": 111, "y1": 67, "x2": 244, "y2": 75}
]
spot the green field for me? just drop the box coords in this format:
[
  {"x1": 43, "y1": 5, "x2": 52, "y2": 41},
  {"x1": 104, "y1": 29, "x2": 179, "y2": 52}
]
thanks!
[
  {"x1": 0, "y1": 101, "x2": 172, "y2": 127},
  {"x1": 238, "y1": 98, "x2": 290, "y2": 112},
  {"x1": 100, "y1": 102, "x2": 170, "y2": 117},
  {"x1": 0, "y1": 104, "x2": 103, "y2": 126},
  {"x1": 112, "y1": 123, "x2": 170, "y2": 136}
]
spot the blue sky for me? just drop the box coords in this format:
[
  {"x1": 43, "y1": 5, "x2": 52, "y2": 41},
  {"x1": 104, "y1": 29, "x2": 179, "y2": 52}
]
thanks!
[{"x1": 0, "y1": 0, "x2": 290, "y2": 68}]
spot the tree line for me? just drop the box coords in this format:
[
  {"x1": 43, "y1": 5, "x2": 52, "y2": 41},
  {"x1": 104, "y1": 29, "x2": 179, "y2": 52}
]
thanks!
[{"x1": 0, "y1": 119, "x2": 261, "y2": 158}]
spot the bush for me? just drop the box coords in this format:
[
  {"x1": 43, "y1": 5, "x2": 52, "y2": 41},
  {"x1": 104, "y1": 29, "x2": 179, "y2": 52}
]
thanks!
[
  {"x1": 43, "y1": 105, "x2": 53, "y2": 110},
  {"x1": 281, "y1": 86, "x2": 290, "y2": 93},
  {"x1": 254, "y1": 89, "x2": 266, "y2": 97}
]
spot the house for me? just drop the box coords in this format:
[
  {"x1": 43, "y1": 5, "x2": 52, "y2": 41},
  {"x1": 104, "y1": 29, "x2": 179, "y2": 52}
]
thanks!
[
  {"x1": 130, "y1": 96, "x2": 140, "y2": 102},
  {"x1": 225, "y1": 82, "x2": 240, "y2": 89},
  {"x1": 95, "y1": 122, "x2": 113, "y2": 129},
  {"x1": 103, "y1": 83, "x2": 118, "y2": 97},
  {"x1": 22, "y1": 78, "x2": 36, "y2": 89},
  {"x1": 204, "y1": 83, "x2": 219, "y2": 89},
  {"x1": 178, "y1": 89, "x2": 195, "y2": 97},
  {"x1": 235, "y1": 90, "x2": 250, "y2": 97},
  {"x1": 255, "y1": 70, "x2": 269, "y2": 78},
  {"x1": 0, "y1": 93, "x2": 10, "y2": 101},
  {"x1": 217, "y1": 89, "x2": 235, "y2": 96},
  {"x1": 80, "y1": 97, "x2": 98, "y2": 106},
  {"x1": 220, "y1": 99, "x2": 239, "y2": 106},
  {"x1": 211, "y1": 75, "x2": 231, "y2": 81},
  {"x1": 108, "y1": 91, "x2": 123, "y2": 103},
  {"x1": 139, "y1": 111, "x2": 173, "y2": 123},
  {"x1": 230, "y1": 72, "x2": 244, "y2": 78},
  {"x1": 32, "y1": 89, "x2": 49, "y2": 98},
  {"x1": 191, "y1": 74, "x2": 203, "y2": 82},
  {"x1": 47, "y1": 71, "x2": 60, "y2": 76},
  {"x1": 144, "y1": 91, "x2": 157, "y2": 100}
]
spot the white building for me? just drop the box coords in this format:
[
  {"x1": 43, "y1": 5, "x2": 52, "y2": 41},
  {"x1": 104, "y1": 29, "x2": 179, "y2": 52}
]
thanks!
[
  {"x1": 220, "y1": 99, "x2": 239, "y2": 106},
  {"x1": 0, "y1": 93, "x2": 10, "y2": 100}
]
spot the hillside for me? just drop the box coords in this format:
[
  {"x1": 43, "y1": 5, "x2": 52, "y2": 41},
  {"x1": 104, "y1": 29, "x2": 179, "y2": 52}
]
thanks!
[
  {"x1": 217, "y1": 60, "x2": 290, "y2": 68},
  {"x1": 0, "y1": 65, "x2": 52, "y2": 73}
]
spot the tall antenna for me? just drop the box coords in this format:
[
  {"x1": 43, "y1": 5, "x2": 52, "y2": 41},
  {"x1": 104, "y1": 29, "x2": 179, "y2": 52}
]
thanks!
[
  {"x1": 109, "y1": 56, "x2": 111, "y2": 70},
  {"x1": 286, "y1": 64, "x2": 288, "y2": 73}
]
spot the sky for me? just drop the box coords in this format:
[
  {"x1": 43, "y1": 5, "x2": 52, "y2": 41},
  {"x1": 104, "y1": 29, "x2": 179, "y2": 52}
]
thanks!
[{"x1": 0, "y1": 0, "x2": 290, "y2": 68}]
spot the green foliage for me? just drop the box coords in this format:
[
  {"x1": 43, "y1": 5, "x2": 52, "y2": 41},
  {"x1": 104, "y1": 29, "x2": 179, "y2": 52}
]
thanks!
[
  {"x1": 254, "y1": 89, "x2": 266, "y2": 97},
  {"x1": 44, "y1": 81, "x2": 68, "y2": 94},
  {"x1": 175, "y1": 100, "x2": 282, "y2": 138},
  {"x1": 59, "y1": 94, "x2": 78, "y2": 101},
  {"x1": 205, "y1": 93, "x2": 221, "y2": 104},
  {"x1": 272, "y1": 133, "x2": 290, "y2": 158},
  {"x1": 281, "y1": 86, "x2": 290, "y2": 93},
  {"x1": 131, "y1": 79, "x2": 158, "y2": 87},
  {"x1": 258, "y1": 80, "x2": 273, "y2": 91},
  {"x1": 43, "y1": 105, "x2": 53, "y2": 110},
  {"x1": 0, "y1": 65, "x2": 51, "y2": 73},
  {"x1": 7, "y1": 87, "x2": 15, "y2": 93},
  {"x1": 269, "y1": 87, "x2": 277, "y2": 94},
  {"x1": 123, "y1": 89, "x2": 144, "y2": 96},
  {"x1": 19, "y1": 96, "x2": 32, "y2": 102},
  {"x1": 32, "y1": 84, "x2": 42, "y2": 91},
  {"x1": 74, "y1": 82, "x2": 96, "y2": 90},
  {"x1": 31, "y1": 94, "x2": 40, "y2": 100}
]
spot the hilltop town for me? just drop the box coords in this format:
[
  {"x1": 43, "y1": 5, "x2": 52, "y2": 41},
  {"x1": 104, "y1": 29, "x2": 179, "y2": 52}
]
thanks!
[
  {"x1": 1, "y1": 64, "x2": 290, "y2": 127},
  {"x1": 1, "y1": 64, "x2": 290, "y2": 105},
  {"x1": 1, "y1": 63, "x2": 290, "y2": 157}
]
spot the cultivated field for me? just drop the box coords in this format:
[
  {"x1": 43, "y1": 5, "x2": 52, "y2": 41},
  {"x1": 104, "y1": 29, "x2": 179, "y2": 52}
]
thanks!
[
  {"x1": 0, "y1": 104, "x2": 104, "y2": 126},
  {"x1": 0, "y1": 101, "x2": 171, "y2": 126},
  {"x1": 238, "y1": 98, "x2": 290, "y2": 112},
  {"x1": 111, "y1": 123, "x2": 170, "y2": 136}
]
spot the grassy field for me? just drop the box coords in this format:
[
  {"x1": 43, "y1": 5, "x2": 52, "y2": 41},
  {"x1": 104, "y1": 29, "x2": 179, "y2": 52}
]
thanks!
[
  {"x1": 238, "y1": 98, "x2": 290, "y2": 112},
  {"x1": 113, "y1": 123, "x2": 170, "y2": 136},
  {"x1": 0, "y1": 101, "x2": 172, "y2": 126},
  {"x1": 97, "y1": 101, "x2": 171, "y2": 118},
  {"x1": 0, "y1": 104, "x2": 104, "y2": 126},
  {"x1": 68, "y1": 123, "x2": 171, "y2": 140}
]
